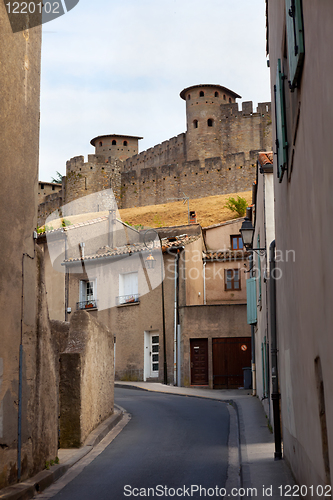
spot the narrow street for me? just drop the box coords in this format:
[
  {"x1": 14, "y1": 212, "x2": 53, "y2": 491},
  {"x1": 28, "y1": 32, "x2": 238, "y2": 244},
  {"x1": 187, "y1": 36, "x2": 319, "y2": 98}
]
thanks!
[{"x1": 44, "y1": 388, "x2": 230, "y2": 499}]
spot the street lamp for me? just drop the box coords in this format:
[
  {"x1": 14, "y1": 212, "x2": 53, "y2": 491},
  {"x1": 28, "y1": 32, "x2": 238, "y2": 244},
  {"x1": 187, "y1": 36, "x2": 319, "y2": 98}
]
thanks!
[
  {"x1": 239, "y1": 217, "x2": 266, "y2": 256},
  {"x1": 145, "y1": 252, "x2": 156, "y2": 269}
]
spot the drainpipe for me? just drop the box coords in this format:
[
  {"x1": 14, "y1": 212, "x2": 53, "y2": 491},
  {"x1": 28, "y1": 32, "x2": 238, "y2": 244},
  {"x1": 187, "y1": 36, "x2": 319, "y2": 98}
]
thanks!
[
  {"x1": 173, "y1": 252, "x2": 178, "y2": 385},
  {"x1": 249, "y1": 253, "x2": 256, "y2": 396},
  {"x1": 269, "y1": 240, "x2": 282, "y2": 460},
  {"x1": 203, "y1": 261, "x2": 206, "y2": 305}
]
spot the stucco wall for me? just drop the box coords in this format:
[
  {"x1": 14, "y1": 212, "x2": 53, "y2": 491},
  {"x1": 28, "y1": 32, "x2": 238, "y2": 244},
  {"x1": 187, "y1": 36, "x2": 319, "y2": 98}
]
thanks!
[
  {"x1": 179, "y1": 304, "x2": 250, "y2": 387},
  {"x1": 268, "y1": 0, "x2": 333, "y2": 489},
  {"x1": 203, "y1": 219, "x2": 244, "y2": 250},
  {"x1": 59, "y1": 311, "x2": 114, "y2": 447},
  {"x1": 0, "y1": 4, "x2": 61, "y2": 488}
]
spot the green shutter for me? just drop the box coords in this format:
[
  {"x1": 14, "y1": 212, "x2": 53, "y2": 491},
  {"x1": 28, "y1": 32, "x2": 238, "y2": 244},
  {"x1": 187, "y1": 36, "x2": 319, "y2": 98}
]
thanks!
[
  {"x1": 274, "y1": 59, "x2": 288, "y2": 182},
  {"x1": 246, "y1": 277, "x2": 257, "y2": 325},
  {"x1": 285, "y1": 0, "x2": 305, "y2": 89}
]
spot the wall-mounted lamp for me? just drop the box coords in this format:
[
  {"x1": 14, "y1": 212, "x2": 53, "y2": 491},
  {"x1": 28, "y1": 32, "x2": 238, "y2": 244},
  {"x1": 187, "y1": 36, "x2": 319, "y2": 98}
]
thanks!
[
  {"x1": 145, "y1": 252, "x2": 156, "y2": 269},
  {"x1": 239, "y1": 217, "x2": 266, "y2": 257}
]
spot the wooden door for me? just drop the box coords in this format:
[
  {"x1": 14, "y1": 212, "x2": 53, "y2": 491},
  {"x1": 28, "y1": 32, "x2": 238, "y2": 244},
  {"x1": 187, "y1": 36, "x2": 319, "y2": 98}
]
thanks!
[
  {"x1": 190, "y1": 339, "x2": 208, "y2": 385},
  {"x1": 212, "y1": 337, "x2": 251, "y2": 389}
]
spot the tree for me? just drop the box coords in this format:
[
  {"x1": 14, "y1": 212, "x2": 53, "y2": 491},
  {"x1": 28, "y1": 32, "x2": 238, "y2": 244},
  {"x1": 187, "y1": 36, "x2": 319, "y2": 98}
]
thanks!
[
  {"x1": 51, "y1": 171, "x2": 63, "y2": 184},
  {"x1": 224, "y1": 196, "x2": 247, "y2": 217}
]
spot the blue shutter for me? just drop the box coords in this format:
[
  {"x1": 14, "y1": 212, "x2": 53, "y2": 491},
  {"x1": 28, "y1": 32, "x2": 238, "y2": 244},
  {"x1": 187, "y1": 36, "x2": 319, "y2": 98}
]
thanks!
[
  {"x1": 246, "y1": 277, "x2": 257, "y2": 325},
  {"x1": 274, "y1": 59, "x2": 288, "y2": 182},
  {"x1": 285, "y1": 0, "x2": 305, "y2": 89}
]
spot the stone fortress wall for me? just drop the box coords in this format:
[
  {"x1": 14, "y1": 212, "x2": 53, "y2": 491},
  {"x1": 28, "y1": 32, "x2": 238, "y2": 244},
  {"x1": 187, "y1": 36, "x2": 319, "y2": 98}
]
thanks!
[{"x1": 38, "y1": 84, "x2": 272, "y2": 226}]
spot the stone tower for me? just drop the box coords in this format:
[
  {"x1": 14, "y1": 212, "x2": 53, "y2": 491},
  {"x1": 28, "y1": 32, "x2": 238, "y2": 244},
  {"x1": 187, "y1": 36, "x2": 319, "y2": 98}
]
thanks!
[
  {"x1": 90, "y1": 134, "x2": 143, "y2": 162},
  {"x1": 180, "y1": 84, "x2": 241, "y2": 164}
]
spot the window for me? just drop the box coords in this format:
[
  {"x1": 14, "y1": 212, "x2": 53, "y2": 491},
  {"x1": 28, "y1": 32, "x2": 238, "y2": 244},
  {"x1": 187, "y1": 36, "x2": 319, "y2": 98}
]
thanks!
[
  {"x1": 193, "y1": 120, "x2": 198, "y2": 129},
  {"x1": 229, "y1": 97, "x2": 232, "y2": 103},
  {"x1": 188, "y1": 94, "x2": 191, "y2": 100},
  {"x1": 40, "y1": 183, "x2": 44, "y2": 189},
  {"x1": 274, "y1": 59, "x2": 288, "y2": 182},
  {"x1": 225, "y1": 269, "x2": 241, "y2": 291},
  {"x1": 285, "y1": 0, "x2": 304, "y2": 90},
  {"x1": 214, "y1": 91, "x2": 219, "y2": 97},
  {"x1": 99, "y1": 141, "x2": 103, "y2": 147},
  {"x1": 123, "y1": 140, "x2": 128, "y2": 146},
  {"x1": 78, "y1": 280, "x2": 97, "y2": 309},
  {"x1": 118, "y1": 272, "x2": 139, "y2": 305},
  {"x1": 231, "y1": 235, "x2": 243, "y2": 250},
  {"x1": 112, "y1": 140, "x2": 117, "y2": 145},
  {"x1": 199, "y1": 91, "x2": 204, "y2": 97},
  {"x1": 207, "y1": 118, "x2": 214, "y2": 127},
  {"x1": 223, "y1": 94, "x2": 226, "y2": 100}
]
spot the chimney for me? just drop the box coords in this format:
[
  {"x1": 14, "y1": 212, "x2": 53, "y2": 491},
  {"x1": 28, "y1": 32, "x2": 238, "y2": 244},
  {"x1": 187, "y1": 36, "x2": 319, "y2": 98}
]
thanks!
[{"x1": 189, "y1": 211, "x2": 197, "y2": 224}]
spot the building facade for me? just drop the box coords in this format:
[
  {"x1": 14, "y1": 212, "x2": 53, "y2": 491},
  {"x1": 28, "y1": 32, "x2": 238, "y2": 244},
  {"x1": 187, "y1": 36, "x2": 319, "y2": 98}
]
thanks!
[{"x1": 266, "y1": 0, "x2": 333, "y2": 490}]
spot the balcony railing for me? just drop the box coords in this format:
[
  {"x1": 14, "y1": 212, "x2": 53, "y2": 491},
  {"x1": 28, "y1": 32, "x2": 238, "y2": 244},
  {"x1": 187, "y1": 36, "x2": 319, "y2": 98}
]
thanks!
[
  {"x1": 76, "y1": 299, "x2": 98, "y2": 311},
  {"x1": 116, "y1": 294, "x2": 140, "y2": 306}
]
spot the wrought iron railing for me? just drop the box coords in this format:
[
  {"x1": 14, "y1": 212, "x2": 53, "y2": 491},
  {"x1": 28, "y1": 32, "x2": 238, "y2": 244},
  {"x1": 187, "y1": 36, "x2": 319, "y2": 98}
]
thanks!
[
  {"x1": 116, "y1": 294, "x2": 140, "y2": 306},
  {"x1": 76, "y1": 299, "x2": 98, "y2": 310}
]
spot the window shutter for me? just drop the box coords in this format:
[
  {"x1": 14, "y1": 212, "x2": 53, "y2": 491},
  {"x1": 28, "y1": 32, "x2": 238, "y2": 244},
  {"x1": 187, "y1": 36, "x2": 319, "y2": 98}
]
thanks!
[
  {"x1": 274, "y1": 59, "x2": 288, "y2": 182},
  {"x1": 79, "y1": 280, "x2": 86, "y2": 302},
  {"x1": 285, "y1": 0, "x2": 305, "y2": 89},
  {"x1": 246, "y1": 277, "x2": 257, "y2": 325}
]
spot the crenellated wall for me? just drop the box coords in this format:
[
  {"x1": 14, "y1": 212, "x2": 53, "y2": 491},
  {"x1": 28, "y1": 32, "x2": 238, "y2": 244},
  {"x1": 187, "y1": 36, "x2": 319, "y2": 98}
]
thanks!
[
  {"x1": 122, "y1": 133, "x2": 186, "y2": 171},
  {"x1": 38, "y1": 87, "x2": 272, "y2": 218}
]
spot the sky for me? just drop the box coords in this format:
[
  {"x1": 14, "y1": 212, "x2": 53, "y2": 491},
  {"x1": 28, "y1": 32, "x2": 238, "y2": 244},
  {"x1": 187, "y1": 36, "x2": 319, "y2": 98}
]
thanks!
[{"x1": 39, "y1": 0, "x2": 271, "y2": 182}]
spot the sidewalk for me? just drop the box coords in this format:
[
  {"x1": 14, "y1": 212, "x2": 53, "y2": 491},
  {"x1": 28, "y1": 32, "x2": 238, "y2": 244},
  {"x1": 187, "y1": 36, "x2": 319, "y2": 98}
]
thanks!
[
  {"x1": 0, "y1": 408, "x2": 123, "y2": 500},
  {"x1": 0, "y1": 383, "x2": 295, "y2": 500},
  {"x1": 115, "y1": 381, "x2": 295, "y2": 499}
]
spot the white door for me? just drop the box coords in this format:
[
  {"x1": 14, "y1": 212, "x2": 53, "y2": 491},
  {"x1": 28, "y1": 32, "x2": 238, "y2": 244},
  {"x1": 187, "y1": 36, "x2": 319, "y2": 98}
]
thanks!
[{"x1": 144, "y1": 331, "x2": 160, "y2": 380}]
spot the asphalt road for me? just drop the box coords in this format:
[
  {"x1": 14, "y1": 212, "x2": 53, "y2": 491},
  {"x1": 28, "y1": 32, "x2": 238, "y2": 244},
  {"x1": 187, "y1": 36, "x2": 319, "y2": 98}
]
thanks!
[{"x1": 50, "y1": 387, "x2": 230, "y2": 499}]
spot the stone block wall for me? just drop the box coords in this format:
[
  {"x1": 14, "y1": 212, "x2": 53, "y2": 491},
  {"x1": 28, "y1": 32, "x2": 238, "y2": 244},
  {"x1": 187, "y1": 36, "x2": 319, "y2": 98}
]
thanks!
[{"x1": 59, "y1": 311, "x2": 114, "y2": 448}]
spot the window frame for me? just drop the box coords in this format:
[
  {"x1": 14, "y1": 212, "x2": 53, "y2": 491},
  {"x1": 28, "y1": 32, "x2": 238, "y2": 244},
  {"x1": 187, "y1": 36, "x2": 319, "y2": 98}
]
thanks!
[
  {"x1": 224, "y1": 268, "x2": 241, "y2": 292},
  {"x1": 78, "y1": 279, "x2": 97, "y2": 309},
  {"x1": 230, "y1": 235, "x2": 244, "y2": 251},
  {"x1": 285, "y1": 0, "x2": 305, "y2": 90},
  {"x1": 274, "y1": 58, "x2": 288, "y2": 182},
  {"x1": 118, "y1": 271, "x2": 139, "y2": 305}
]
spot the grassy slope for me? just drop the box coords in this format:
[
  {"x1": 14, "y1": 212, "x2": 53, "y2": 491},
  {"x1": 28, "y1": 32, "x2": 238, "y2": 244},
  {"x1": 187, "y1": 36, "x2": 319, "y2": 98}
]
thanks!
[{"x1": 41, "y1": 191, "x2": 252, "y2": 231}]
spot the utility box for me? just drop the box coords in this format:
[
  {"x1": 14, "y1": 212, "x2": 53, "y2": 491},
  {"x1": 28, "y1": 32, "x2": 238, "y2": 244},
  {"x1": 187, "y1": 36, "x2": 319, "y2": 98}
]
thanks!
[{"x1": 243, "y1": 367, "x2": 252, "y2": 389}]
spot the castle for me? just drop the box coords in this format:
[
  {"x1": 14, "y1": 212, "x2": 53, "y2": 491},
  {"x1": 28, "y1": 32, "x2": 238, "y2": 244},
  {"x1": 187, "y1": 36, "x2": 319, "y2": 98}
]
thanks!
[{"x1": 38, "y1": 84, "x2": 272, "y2": 225}]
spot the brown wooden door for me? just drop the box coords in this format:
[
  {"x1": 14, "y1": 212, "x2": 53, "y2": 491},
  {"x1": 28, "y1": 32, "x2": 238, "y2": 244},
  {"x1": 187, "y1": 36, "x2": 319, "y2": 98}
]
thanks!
[
  {"x1": 212, "y1": 337, "x2": 251, "y2": 389},
  {"x1": 190, "y1": 339, "x2": 208, "y2": 385}
]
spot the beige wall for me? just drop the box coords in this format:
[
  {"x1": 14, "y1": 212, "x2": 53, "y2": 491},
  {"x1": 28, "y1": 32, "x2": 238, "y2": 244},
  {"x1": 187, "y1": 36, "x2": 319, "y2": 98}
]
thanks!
[
  {"x1": 60, "y1": 311, "x2": 114, "y2": 447},
  {"x1": 268, "y1": 0, "x2": 333, "y2": 489},
  {"x1": 205, "y1": 260, "x2": 247, "y2": 304},
  {"x1": 252, "y1": 166, "x2": 275, "y2": 420},
  {"x1": 0, "y1": 5, "x2": 60, "y2": 488},
  {"x1": 204, "y1": 219, "x2": 244, "y2": 250},
  {"x1": 180, "y1": 304, "x2": 250, "y2": 388}
]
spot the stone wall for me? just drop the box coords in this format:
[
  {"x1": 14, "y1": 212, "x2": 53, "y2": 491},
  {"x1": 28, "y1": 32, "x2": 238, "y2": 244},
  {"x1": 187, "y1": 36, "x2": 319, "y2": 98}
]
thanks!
[
  {"x1": 0, "y1": 2, "x2": 60, "y2": 488},
  {"x1": 38, "y1": 98, "x2": 271, "y2": 219},
  {"x1": 59, "y1": 311, "x2": 114, "y2": 448}
]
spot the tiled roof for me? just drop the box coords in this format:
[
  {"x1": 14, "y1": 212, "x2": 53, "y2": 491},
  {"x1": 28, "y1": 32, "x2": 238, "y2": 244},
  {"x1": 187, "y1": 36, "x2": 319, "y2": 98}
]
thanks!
[
  {"x1": 202, "y1": 217, "x2": 245, "y2": 230},
  {"x1": 64, "y1": 234, "x2": 201, "y2": 264},
  {"x1": 37, "y1": 215, "x2": 121, "y2": 236},
  {"x1": 203, "y1": 249, "x2": 250, "y2": 261},
  {"x1": 258, "y1": 152, "x2": 273, "y2": 166}
]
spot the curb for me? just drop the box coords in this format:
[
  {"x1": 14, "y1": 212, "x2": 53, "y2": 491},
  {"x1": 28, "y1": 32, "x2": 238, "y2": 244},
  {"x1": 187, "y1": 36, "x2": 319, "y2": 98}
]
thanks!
[{"x1": 0, "y1": 408, "x2": 124, "y2": 500}]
